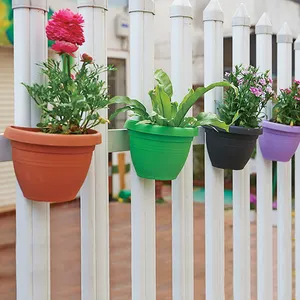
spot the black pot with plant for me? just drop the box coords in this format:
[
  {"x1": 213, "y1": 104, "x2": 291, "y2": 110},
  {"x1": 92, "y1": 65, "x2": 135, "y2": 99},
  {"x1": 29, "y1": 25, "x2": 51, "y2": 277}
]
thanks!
[{"x1": 204, "y1": 65, "x2": 274, "y2": 170}]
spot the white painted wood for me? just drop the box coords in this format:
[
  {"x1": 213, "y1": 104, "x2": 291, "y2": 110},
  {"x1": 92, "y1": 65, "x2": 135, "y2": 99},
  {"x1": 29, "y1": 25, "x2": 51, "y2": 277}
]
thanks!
[
  {"x1": 255, "y1": 12, "x2": 273, "y2": 300},
  {"x1": 232, "y1": 4, "x2": 251, "y2": 300},
  {"x1": 294, "y1": 35, "x2": 300, "y2": 300},
  {"x1": 203, "y1": 1, "x2": 225, "y2": 299},
  {"x1": 129, "y1": 1, "x2": 156, "y2": 299},
  {"x1": 78, "y1": 2, "x2": 110, "y2": 300},
  {"x1": 170, "y1": 1, "x2": 193, "y2": 299},
  {"x1": 276, "y1": 22, "x2": 293, "y2": 300},
  {"x1": 13, "y1": 2, "x2": 50, "y2": 300}
]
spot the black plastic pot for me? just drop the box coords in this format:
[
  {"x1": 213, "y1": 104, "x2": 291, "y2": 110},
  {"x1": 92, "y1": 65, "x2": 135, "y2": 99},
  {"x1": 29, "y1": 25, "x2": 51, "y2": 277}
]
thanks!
[{"x1": 203, "y1": 125, "x2": 263, "y2": 170}]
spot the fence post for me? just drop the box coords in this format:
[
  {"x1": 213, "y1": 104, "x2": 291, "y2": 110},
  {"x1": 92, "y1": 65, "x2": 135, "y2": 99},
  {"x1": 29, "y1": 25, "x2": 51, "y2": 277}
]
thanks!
[
  {"x1": 276, "y1": 22, "x2": 293, "y2": 300},
  {"x1": 13, "y1": 1, "x2": 50, "y2": 299},
  {"x1": 232, "y1": 4, "x2": 251, "y2": 300},
  {"x1": 295, "y1": 34, "x2": 300, "y2": 300},
  {"x1": 203, "y1": 1, "x2": 225, "y2": 299},
  {"x1": 255, "y1": 12, "x2": 273, "y2": 300},
  {"x1": 170, "y1": 1, "x2": 194, "y2": 299},
  {"x1": 77, "y1": 1, "x2": 110, "y2": 299},
  {"x1": 129, "y1": 1, "x2": 156, "y2": 299}
]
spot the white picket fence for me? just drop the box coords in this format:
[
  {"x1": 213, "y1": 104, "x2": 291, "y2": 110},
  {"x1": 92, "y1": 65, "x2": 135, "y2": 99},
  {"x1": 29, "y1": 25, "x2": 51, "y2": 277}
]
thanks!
[{"x1": 0, "y1": 0, "x2": 299, "y2": 299}]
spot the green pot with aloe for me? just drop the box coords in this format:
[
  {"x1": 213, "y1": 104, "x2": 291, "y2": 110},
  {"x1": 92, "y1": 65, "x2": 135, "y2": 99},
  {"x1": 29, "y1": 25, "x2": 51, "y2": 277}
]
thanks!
[{"x1": 109, "y1": 70, "x2": 236, "y2": 180}]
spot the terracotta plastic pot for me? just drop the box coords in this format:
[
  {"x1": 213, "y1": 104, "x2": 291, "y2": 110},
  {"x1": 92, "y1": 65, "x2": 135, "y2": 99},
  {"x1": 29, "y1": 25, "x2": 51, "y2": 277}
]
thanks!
[
  {"x1": 203, "y1": 125, "x2": 262, "y2": 170},
  {"x1": 4, "y1": 126, "x2": 101, "y2": 202},
  {"x1": 259, "y1": 120, "x2": 300, "y2": 162}
]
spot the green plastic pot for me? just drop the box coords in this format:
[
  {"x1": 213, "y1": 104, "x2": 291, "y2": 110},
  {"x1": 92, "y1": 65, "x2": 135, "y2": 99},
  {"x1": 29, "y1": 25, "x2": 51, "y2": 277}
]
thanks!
[{"x1": 125, "y1": 120, "x2": 198, "y2": 180}]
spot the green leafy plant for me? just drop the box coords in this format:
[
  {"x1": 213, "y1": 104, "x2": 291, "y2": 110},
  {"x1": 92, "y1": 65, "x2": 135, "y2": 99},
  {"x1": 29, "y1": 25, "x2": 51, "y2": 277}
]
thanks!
[
  {"x1": 272, "y1": 80, "x2": 300, "y2": 126},
  {"x1": 23, "y1": 55, "x2": 114, "y2": 134},
  {"x1": 218, "y1": 65, "x2": 274, "y2": 128},
  {"x1": 109, "y1": 69, "x2": 237, "y2": 131}
]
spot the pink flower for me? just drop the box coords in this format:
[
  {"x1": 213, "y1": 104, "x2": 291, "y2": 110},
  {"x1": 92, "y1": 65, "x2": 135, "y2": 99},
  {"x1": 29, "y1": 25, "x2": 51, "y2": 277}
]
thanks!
[
  {"x1": 295, "y1": 97, "x2": 300, "y2": 101},
  {"x1": 250, "y1": 87, "x2": 262, "y2": 97},
  {"x1": 285, "y1": 88, "x2": 292, "y2": 94},
  {"x1": 294, "y1": 79, "x2": 300, "y2": 85},
  {"x1": 51, "y1": 41, "x2": 78, "y2": 57},
  {"x1": 280, "y1": 88, "x2": 291, "y2": 94},
  {"x1": 266, "y1": 86, "x2": 273, "y2": 94},
  {"x1": 46, "y1": 9, "x2": 85, "y2": 46},
  {"x1": 268, "y1": 77, "x2": 273, "y2": 84},
  {"x1": 259, "y1": 78, "x2": 266, "y2": 86}
]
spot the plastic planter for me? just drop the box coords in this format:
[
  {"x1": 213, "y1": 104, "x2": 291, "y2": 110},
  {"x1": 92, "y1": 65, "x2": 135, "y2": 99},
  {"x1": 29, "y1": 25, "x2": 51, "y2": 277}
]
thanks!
[
  {"x1": 203, "y1": 125, "x2": 262, "y2": 170},
  {"x1": 124, "y1": 120, "x2": 198, "y2": 180},
  {"x1": 259, "y1": 120, "x2": 300, "y2": 162},
  {"x1": 4, "y1": 126, "x2": 101, "y2": 202}
]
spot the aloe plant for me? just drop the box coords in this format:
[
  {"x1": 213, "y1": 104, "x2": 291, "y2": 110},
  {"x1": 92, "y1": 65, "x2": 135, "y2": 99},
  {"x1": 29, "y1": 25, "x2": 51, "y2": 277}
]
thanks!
[{"x1": 109, "y1": 69, "x2": 238, "y2": 131}]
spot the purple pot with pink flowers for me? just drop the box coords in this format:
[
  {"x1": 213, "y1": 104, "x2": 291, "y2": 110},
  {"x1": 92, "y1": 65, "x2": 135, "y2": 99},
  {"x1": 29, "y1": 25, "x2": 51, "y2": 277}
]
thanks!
[{"x1": 259, "y1": 120, "x2": 300, "y2": 162}]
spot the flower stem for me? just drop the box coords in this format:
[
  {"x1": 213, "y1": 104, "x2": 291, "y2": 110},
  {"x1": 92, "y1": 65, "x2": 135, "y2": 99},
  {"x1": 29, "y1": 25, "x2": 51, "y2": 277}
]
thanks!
[{"x1": 62, "y1": 53, "x2": 71, "y2": 78}]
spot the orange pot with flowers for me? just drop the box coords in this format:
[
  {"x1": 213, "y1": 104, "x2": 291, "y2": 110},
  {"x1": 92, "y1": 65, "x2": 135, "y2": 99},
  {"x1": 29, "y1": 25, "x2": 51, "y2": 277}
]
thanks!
[{"x1": 4, "y1": 9, "x2": 114, "y2": 203}]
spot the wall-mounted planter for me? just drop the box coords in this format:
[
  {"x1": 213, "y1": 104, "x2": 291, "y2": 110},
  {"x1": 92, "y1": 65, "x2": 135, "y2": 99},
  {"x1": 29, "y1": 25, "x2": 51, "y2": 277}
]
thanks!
[
  {"x1": 4, "y1": 126, "x2": 101, "y2": 202},
  {"x1": 203, "y1": 125, "x2": 262, "y2": 170},
  {"x1": 125, "y1": 120, "x2": 198, "y2": 180},
  {"x1": 259, "y1": 120, "x2": 300, "y2": 162}
]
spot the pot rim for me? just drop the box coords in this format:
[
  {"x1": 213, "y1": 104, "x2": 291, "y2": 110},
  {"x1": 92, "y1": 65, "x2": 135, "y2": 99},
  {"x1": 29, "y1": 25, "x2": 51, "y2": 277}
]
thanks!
[
  {"x1": 124, "y1": 119, "x2": 198, "y2": 138},
  {"x1": 4, "y1": 126, "x2": 102, "y2": 147},
  {"x1": 203, "y1": 125, "x2": 263, "y2": 136},
  {"x1": 262, "y1": 120, "x2": 300, "y2": 133}
]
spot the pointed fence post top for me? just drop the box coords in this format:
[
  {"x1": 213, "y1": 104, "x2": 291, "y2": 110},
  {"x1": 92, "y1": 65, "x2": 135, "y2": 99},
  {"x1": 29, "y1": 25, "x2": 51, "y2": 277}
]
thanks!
[
  {"x1": 232, "y1": 3, "x2": 250, "y2": 27},
  {"x1": 277, "y1": 22, "x2": 293, "y2": 43},
  {"x1": 12, "y1": 0, "x2": 48, "y2": 11},
  {"x1": 294, "y1": 35, "x2": 300, "y2": 50},
  {"x1": 255, "y1": 12, "x2": 272, "y2": 34},
  {"x1": 203, "y1": 0, "x2": 224, "y2": 22},
  {"x1": 129, "y1": 0, "x2": 155, "y2": 14},
  {"x1": 77, "y1": 0, "x2": 108, "y2": 9},
  {"x1": 170, "y1": 0, "x2": 193, "y2": 19}
]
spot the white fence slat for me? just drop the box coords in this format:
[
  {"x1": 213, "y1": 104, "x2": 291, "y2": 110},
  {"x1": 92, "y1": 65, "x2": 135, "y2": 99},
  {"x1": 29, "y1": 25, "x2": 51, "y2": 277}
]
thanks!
[
  {"x1": 295, "y1": 35, "x2": 300, "y2": 300},
  {"x1": 232, "y1": 4, "x2": 251, "y2": 300},
  {"x1": 78, "y1": 2, "x2": 110, "y2": 299},
  {"x1": 276, "y1": 22, "x2": 293, "y2": 300},
  {"x1": 255, "y1": 12, "x2": 273, "y2": 300},
  {"x1": 129, "y1": 1, "x2": 156, "y2": 299},
  {"x1": 13, "y1": 2, "x2": 51, "y2": 300},
  {"x1": 170, "y1": 2, "x2": 194, "y2": 299},
  {"x1": 203, "y1": 1, "x2": 225, "y2": 299}
]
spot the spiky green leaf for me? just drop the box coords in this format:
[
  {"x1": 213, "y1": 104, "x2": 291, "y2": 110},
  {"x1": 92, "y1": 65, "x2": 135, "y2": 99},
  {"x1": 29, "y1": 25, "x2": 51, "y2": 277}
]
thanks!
[
  {"x1": 174, "y1": 81, "x2": 237, "y2": 127},
  {"x1": 154, "y1": 69, "x2": 173, "y2": 98},
  {"x1": 196, "y1": 112, "x2": 230, "y2": 132}
]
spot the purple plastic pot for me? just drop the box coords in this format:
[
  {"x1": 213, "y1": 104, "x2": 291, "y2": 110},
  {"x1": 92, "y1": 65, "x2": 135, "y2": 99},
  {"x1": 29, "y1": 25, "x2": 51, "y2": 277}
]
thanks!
[{"x1": 259, "y1": 120, "x2": 300, "y2": 162}]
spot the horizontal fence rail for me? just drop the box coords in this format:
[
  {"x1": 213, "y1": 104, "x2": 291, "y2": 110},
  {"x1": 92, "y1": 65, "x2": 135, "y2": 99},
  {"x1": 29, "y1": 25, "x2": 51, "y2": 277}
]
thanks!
[
  {"x1": 0, "y1": 0, "x2": 299, "y2": 300},
  {"x1": 0, "y1": 127, "x2": 205, "y2": 162}
]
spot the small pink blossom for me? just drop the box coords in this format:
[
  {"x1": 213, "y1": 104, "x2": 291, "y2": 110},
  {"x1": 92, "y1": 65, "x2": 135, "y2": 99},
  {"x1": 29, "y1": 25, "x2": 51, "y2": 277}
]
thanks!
[
  {"x1": 285, "y1": 88, "x2": 292, "y2": 94},
  {"x1": 294, "y1": 79, "x2": 300, "y2": 85},
  {"x1": 80, "y1": 53, "x2": 93, "y2": 64},
  {"x1": 250, "y1": 87, "x2": 262, "y2": 97},
  {"x1": 259, "y1": 78, "x2": 266, "y2": 86},
  {"x1": 268, "y1": 77, "x2": 273, "y2": 84},
  {"x1": 51, "y1": 41, "x2": 78, "y2": 57},
  {"x1": 266, "y1": 86, "x2": 273, "y2": 94},
  {"x1": 295, "y1": 97, "x2": 300, "y2": 101},
  {"x1": 280, "y1": 88, "x2": 291, "y2": 94}
]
